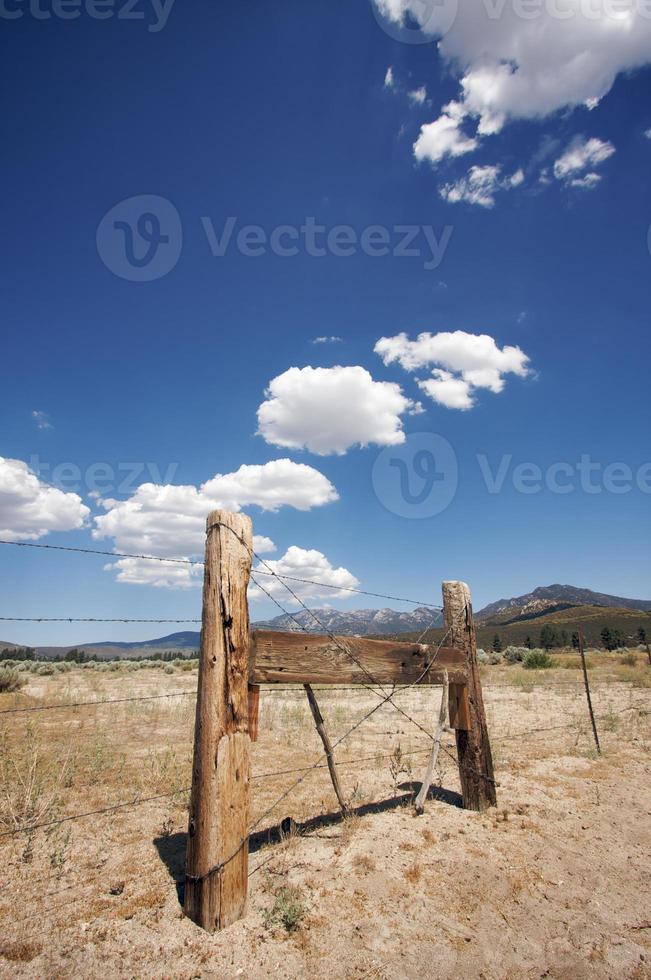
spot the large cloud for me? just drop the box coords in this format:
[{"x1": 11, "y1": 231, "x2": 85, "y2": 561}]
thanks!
[
  {"x1": 375, "y1": 0, "x2": 643, "y2": 195},
  {"x1": 94, "y1": 459, "x2": 338, "y2": 587},
  {"x1": 249, "y1": 545, "x2": 360, "y2": 602},
  {"x1": 377, "y1": 1, "x2": 651, "y2": 133},
  {"x1": 0, "y1": 457, "x2": 90, "y2": 541},
  {"x1": 375, "y1": 330, "x2": 530, "y2": 409},
  {"x1": 257, "y1": 365, "x2": 417, "y2": 455}
]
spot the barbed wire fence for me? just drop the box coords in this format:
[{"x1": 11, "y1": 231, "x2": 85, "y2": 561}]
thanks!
[{"x1": 0, "y1": 535, "x2": 649, "y2": 945}]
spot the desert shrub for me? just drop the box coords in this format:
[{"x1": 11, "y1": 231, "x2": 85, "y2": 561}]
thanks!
[
  {"x1": 179, "y1": 660, "x2": 196, "y2": 671},
  {"x1": 488, "y1": 652, "x2": 503, "y2": 665},
  {"x1": 477, "y1": 649, "x2": 489, "y2": 664},
  {"x1": 523, "y1": 650, "x2": 554, "y2": 670},
  {"x1": 36, "y1": 664, "x2": 55, "y2": 676},
  {"x1": 0, "y1": 668, "x2": 27, "y2": 693},
  {"x1": 164, "y1": 665, "x2": 175, "y2": 675},
  {"x1": 263, "y1": 886, "x2": 305, "y2": 932},
  {"x1": 620, "y1": 651, "x2": 637, "y2": 667},
  {"x1": 503, "y1": 646, "x2": 527, "y2": 664}
]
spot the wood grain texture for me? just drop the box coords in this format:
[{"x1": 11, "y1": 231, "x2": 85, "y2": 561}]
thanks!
[
  {"x1": 304, "y1": 683, "x2": 349, "y2": 815},
  {"x1": 250, "y1": 631, "x2": 466, "y2": 686},
  {"x1": 448, "y1": 683, "x2": 471, "y2": 731},
  {"x1": 442, "y1": 581, "x2": 497, "y2": 812},
  {"x1": 414, "y1": 670, "x2": 449, "y2": 815},
  {"x1": 247, "y1": 684, "x2": 260, "y2": 743},
  {"x1": 184, "y1": 510, "x2": 252, "y2": 932}
]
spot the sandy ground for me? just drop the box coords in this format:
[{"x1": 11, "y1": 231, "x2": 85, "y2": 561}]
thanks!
[{"x1": 0, "y1": 663, "x2": 649, "y2": 979}]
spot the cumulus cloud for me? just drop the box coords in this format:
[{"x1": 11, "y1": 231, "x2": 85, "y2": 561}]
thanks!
[
  {"x1": 440, "y1": 164, "x2": 524, "y2": 208},
  {"x1": 312, "y1": 335, "x2": 342, "y2": 344},
  {"x1": 0, "y1": 457, "x2": 89, "y2": 541},
  {"x1": 553, "y1": 135, "x2": 615, "y2": 184},
  {"x1": 249, "y1": 546, "x2": 360, "y2": 602},
  {"x1": 256, "y1": 365, "x2": 415, "y2": 455},
  {"x1": 384, "y1": 66, "x2": 395, "y2": 89},
  {"x1": 375, "y1": 330, "x2": 530, "y2": 410},
  {"x1": 378, "y1": 1, "x2": 651, "y2": 134},
  {"x1": 413, "y1": 101, "x2": 477, "y2": 164},
  {"x1": 376, "y1": 1, "x2": 639, "y2": 196},
  {"x1": 93, "y1": 459, "x2": 338, "y2": 587}
]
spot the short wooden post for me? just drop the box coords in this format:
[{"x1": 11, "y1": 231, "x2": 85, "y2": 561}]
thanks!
[
  {"x1": 248, "y1": 684, "x2": 260, "y2": 743},
  {"x1": 303, "y1": 683, "x2": 349, "y2": 816},
  {"x1": 414, "y1": 670, "x2": 449, "y2": 815},
  {"x1": 184, "y1": 510, "x2": 253, "y2": 931},
  {"x1": 442, "y1": 581, "x2": 497, "y2": 811},
  {"x1": 578, "y1": 627, "x2": 601, "y2": 754}
]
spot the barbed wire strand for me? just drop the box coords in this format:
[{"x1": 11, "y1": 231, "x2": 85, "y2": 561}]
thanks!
[{"x1": 0, "y1": 538, "x2": 441, "y2": 608}]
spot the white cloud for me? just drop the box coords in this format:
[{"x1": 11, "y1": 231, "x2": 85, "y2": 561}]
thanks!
[
  {"x1": 312, "y1": 335, "x2": 342, "y2": 344},
  {"x1": 417, "y1": 371, "x2": 475, "y2": 411},
  {"x1": 376, "y1": 1, "x2": 640, "y2": 191},
  {"x1": 384, "y1": 66, "x2": 395, "y2": 89},
  {"x1": 104, "y1": 557, "x2": 204, "y2": 590},
  {"x1": 377, "y1": 1, "x2": 651, "y2": 135},
  {"x1": 256, "y1": 365, "x2": 415, "y2": 455},
  {"x1": 645, "y1": 127, "x2": 651, "y2": 139},
  {"x1": 569, "y1": 172, "x2": 602, "y2": 189},
  {"x1": 93, "y1": 459, "x2": 338, "y2": 587},
  {"x1": 408, "y1": 86, "x2": 427, "y2": 105},
  {"x1": 105, "y1": 533, "x2": 276, "y2": 590},
  {"x1": 249, "y1": 546, "x2": 359, "y2": 603},
  {"x1": 413, "y1": 101, "x2": 477, "y2": 165},
  {"x1": 31, "y1": 410, "x2": 52, "y2": 430},
  {"x1": 440, "y1": 164, "x2": 524, "y2": 207},
  {"x1": 553, "y1": 136, "x2": 615, "y2": 182},
  {"x1": 375, "y1": 330, "x2": 530, "y2": 410},
  {"x1": 0, "y1": 457, "x2": 89, "y2": 541}
]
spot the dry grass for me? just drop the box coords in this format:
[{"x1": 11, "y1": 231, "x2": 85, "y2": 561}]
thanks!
[{"x1": 0, "y1": 661, "x2": 649, "y2": 977}]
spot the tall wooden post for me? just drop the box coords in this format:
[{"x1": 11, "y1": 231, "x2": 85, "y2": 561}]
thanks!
[
  {"x1": 184, "y1": 509, "x2": 253, "y2": 931},
  {"x1": 442, "y1": 581, "x2": 497, "y2": 811}
]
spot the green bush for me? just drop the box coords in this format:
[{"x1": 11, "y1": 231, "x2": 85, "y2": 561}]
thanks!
[
  {"x1": 477, "y1": 649, "x2": 489, "y2": 664},
  {"x1": 523, "y1": 650, "x2": 554, "y2": 670},
  {"x1": 36, "y1": 664, "x2": 55, "y2": 676},
  {"x1": 0, "y1": 667, "x2": 27, "y2": 693},
  {"x1": 503, "y1": 646, "x2": 527, "y2": 664}
]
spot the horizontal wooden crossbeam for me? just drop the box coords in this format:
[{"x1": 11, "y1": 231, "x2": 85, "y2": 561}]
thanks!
[{"x1": 250, "y1": 630, "x2": 467, "y2": 686}]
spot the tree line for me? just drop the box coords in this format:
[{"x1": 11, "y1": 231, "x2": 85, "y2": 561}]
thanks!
[{"x1": 491, "y1": 625, "x2": 647, "y2": 653}]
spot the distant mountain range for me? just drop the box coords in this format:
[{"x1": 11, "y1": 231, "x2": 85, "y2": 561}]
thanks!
[
  {"x1": 476, "y1": 584, "x2": 651, "y2": 624},
  {"x1": 2, "y1": 585, "x2": 649, "y2": 658},
  {"x1": 253, "y1": 605, "x2": 443, "y2": 635}
]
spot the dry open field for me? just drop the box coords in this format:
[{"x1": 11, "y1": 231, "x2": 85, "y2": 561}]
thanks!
[{"x1": 1, "y1": 655, "x2": 650, "y2": 979}]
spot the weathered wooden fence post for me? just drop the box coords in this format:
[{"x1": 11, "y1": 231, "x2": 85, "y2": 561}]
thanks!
[
  {"x1": 442, "y1": 581, "x2": 497, "y2": 811},
  {"x1": 184, "y1": 509, "x2": 253, "y2": 931}
]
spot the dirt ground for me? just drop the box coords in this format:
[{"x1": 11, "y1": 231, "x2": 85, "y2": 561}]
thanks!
[{"x1": 0, "y1": 659, "x2": 649, "y2": 979}]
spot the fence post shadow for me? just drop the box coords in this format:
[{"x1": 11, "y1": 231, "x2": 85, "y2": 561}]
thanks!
[{"x1": 153, "y1": 781, "x2": 462, "y2": 907}]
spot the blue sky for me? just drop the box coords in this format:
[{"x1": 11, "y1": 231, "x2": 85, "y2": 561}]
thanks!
[{"x1": 1, "y1": 0, "x2": 650, "y2": 646}]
